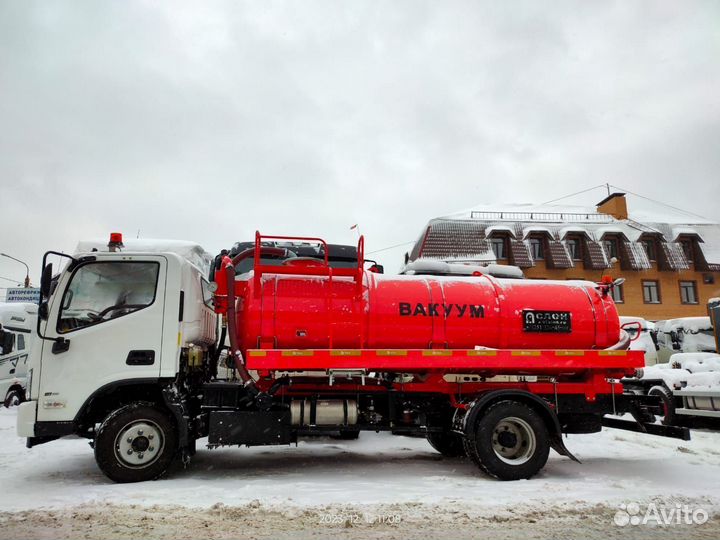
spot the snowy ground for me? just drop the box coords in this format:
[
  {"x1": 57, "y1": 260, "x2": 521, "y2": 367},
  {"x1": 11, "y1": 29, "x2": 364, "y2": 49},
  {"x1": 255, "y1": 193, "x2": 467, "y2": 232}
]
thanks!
[{"x1": 0, "y1": 407, "x2": 719, "y2": 539}]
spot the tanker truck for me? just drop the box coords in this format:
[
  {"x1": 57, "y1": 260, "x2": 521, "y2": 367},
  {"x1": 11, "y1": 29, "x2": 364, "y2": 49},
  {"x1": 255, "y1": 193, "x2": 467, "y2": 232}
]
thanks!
[{"x1": 16, "y1": 232, "x2": 688, "y2": 483}]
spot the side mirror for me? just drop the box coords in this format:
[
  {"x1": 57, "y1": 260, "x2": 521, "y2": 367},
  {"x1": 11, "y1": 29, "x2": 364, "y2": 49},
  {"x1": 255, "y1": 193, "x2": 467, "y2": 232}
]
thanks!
[
  {"x1": 38, "y1": 301, "x2": 49, "y2": 321},
  {"x1": 670, "y1": 330, "x2": 681, "y2": 349},
  {"x1": 369, "y1": 264, "x2": 384, "y2": 274},
  {"x1": 40, "y1": 262, "x2": 53, "y2": 299}
]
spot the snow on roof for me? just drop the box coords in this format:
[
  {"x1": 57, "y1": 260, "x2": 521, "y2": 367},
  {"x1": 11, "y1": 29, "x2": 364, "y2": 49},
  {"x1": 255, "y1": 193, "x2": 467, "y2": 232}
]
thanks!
[
  {"x1": 75, "y1": 239, "x2": 213, "y2": 275},
  {"x1": 671, "y1": 226, "x2": 702, "y2": 241},
  {"x1": 521, "y1": 226, "x2": 553, "y2": 239},
  {"x1": 558, "y1": 226, "x2": 591, "y2": 239},
  {"x1": 485, "y1": 225, "x2": 516, "y2": 238},
  {"x1": 593, "y1": 225, "x2": 630, "y2": 241}
]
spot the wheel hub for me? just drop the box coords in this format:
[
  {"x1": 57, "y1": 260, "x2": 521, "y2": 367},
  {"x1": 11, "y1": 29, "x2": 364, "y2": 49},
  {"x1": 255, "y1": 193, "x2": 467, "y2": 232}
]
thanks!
[
  {"x1": 115, "y1": 421, "x2": 163, "y2": 469},
  {"x1": 491, "y1": 416, "x2": 537, "y2": 465}
]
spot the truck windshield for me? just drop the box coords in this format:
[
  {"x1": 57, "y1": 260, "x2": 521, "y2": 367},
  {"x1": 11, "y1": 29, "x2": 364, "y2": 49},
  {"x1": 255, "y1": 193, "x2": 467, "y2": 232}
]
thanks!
[{"x1": 57, "y1": 261, "x2": 159, "y2": 333}]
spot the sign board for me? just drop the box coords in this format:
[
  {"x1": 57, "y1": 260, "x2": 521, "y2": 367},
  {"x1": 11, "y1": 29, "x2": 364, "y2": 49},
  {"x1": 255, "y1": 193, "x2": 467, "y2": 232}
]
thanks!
[
  {"x1": 6, "y1": 288, "x2": 40, "y2": 304},
  {"x1": 522, "y1": 310, "x2": 572, "y2": 333}
]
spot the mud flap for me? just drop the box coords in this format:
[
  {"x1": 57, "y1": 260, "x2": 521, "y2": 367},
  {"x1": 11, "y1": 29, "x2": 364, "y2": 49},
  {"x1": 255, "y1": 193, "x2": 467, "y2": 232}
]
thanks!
[{"x1": 550, "y1": 434, "x2": 581, "y2": 463}]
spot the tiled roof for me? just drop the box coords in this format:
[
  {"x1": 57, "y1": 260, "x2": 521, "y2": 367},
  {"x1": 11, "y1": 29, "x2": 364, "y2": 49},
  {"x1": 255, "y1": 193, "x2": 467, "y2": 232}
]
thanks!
[
  {"x1": 621, "y1": 241, "x2": 652, "y2": 270},
  {"x1": 546, "y1": 240, "x2": 573, "y2": 269},
  {"x1": 409, "y1": 205, "x2": 720, "y2": 271},
  {"x1": 584, "y1": 240, "x2": 611, "y2": 270},
  {"x1": 508, "y1": 240, "x2": 534, "y2": 268},
  {"x1": 659, "y1": 242, "x2": 691, "y2": 271}
]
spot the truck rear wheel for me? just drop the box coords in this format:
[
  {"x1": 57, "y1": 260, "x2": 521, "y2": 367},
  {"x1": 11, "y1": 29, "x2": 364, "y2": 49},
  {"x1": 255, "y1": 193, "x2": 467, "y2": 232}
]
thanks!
[
  {"x1": 465, "y1": 400, "x2": 550, "y2": 480},
  {"x1": 648, "y1": 385, "x2": 676, "y2": 426},
  {"x1": 94, "y1": 402, "x2": 178, "y2": 483},
  {"x1": 427, "y1": 432, "x2": 466, "y2": 457}
]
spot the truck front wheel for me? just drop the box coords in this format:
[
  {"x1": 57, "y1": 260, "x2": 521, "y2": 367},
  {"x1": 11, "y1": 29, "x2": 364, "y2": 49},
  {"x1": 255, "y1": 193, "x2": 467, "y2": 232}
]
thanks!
[
  {"x1": 94, "y1": 402, "x2": 178, "y2": 483},
  {"x1": 465, "y1": 400, "x2": 550, "y2": 480}
]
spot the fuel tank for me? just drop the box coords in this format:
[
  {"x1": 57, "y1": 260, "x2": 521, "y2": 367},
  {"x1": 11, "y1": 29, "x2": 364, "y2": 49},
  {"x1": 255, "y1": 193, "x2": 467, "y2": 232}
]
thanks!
[{"x1": 235, "y1": 271, "x2": 621, "y2": 352}]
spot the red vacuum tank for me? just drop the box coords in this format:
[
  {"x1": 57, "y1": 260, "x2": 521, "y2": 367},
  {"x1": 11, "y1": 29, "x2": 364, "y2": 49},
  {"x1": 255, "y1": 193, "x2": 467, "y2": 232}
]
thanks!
[{"x1": 234, "y1": 271, "x2": 621, "y2": 353}]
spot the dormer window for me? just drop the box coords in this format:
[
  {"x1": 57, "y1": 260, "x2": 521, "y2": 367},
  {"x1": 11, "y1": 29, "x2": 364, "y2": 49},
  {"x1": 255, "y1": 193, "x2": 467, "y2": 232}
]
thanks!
[
  {"x1": 603, "y1": 237, "x2": 619, "y2": 260},
  {"x1": 680, "y1": 238, "x2": 694, "y2": 262},
  {"x1": 490, "y1": 237, "x2": 508, "y2": 259},
  {"x1": 529, "y1": 238, "x2": 544, "y2": 260},
  {"x1": 566, "y1": 237, "x2": 582, "y2": 260},
  {"x1": 641, "y1": 238, "x2": 657, "y2": 261}
]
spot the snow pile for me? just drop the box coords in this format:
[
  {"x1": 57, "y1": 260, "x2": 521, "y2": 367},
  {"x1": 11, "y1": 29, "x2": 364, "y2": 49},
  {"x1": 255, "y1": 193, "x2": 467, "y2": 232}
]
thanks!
[
  {"x1": 638, "y1": 353, "x2": 720, "y2": 391},
  {"x1": 638, "y1": 364, "x2": 691, "y2": 389},
  {"x1": 685, "y1": 372, "x2": 720, "y2": 390},
  {"x1": 678, "y1": 353, "x2": 720, "y2": 373}
]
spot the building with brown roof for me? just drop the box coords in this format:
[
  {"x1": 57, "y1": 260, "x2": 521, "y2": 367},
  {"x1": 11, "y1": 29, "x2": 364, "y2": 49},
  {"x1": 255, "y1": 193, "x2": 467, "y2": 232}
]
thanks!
[{"x1": 407, "y1": 193, "x2": 720, "y2": 320}]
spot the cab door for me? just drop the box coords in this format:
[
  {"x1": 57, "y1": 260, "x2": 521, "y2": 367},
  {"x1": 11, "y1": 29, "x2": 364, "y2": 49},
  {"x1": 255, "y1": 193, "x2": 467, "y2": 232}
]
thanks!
[{"x1": 37, "y1": 256, "x2": 167, "y2": 422}]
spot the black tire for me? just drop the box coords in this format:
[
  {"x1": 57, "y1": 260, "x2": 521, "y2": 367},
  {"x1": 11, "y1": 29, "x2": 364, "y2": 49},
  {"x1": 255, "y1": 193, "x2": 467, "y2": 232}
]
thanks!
[
  {"x1": 465, "y1": 400, "x2": 550, "y2": 481},
  {"x1": 427, "y1": 432, "x2": 466, "y2": 457},
  {"x1": 94, "y1": 402, "x2": 178, "y2": 483},
  {"x1": 649, "y1": 385, "x2": 676, "y2": 426},
  {"x1": 3, "y1": 388, "x2": 24, "y2": 408}
]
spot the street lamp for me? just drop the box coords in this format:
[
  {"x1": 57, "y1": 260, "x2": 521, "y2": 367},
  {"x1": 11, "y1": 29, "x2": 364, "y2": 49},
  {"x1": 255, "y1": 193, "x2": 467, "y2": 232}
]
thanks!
[{"x1": 0, "y1": 253, "x2": 30, "y2": 288}]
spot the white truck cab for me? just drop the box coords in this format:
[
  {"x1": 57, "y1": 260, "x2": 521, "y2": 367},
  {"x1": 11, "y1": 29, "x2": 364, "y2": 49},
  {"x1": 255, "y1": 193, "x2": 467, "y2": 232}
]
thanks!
[
  {"x1": 0, "y1": 302, "x2": 37, "y2": 407},
  {"x1": 16, "y1": 237, "x2": 217, "y2": 455},
  {"x1": 620, "y1": 316, "x2": 659, "y2": 366}
]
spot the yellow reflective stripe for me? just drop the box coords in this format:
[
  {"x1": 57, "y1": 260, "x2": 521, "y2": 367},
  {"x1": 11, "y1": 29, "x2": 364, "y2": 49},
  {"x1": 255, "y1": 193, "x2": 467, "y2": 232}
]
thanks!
[
  {"x1": 555, "y1": 350, "x2": 585, "y2": 356},
  {"x1": 281, "y1": 350, "x2": 314, "y2": 356},
  {"x1": 330, "y1": 350, "x2": 362, "y2": 356},
  {"x1": 178, "y1": 332, "x2": 182, "y2": 346},
  {"x1": 511, "y1": 350, "x2": 541, "y2": 356},
  {"x1": 248, "y1": 350, "x2": 267, "y2": 357},
  {"x1": 599, "y1": 350, "x2": 627, "y2": 356},
  {"x1": 467, "y1": 350, "x2": 498, "y2": 356},
  {"x1": 422, "y1": 350, "x2": 452, "y2": 356},
  {"x1": 376, "y1": 349, "x2": 407, "y2": 356}
]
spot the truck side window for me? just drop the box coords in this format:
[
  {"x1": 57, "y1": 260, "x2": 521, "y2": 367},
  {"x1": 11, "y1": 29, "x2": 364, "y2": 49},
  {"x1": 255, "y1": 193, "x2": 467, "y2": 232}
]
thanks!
[{"x1": 57, "y1": 261, "x2": 160, "y2": 334}]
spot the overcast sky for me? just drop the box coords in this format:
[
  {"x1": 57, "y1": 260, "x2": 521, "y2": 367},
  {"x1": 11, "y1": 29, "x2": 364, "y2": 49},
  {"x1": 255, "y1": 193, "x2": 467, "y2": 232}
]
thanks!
[{"x1": 1, "y1": 1, "x2": 719, "y2": 289}]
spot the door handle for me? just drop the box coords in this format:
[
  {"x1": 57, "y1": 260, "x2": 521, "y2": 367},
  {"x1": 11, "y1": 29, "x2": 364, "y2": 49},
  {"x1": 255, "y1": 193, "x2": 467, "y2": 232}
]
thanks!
[{"x1": 126, "y1": 350, "x2": 155, "y2": 366}]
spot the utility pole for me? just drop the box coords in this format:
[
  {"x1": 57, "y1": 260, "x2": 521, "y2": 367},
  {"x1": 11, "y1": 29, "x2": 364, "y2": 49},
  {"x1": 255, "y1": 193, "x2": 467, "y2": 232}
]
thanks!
[{"x1": 0, "y1": 253, "x2": 30, "y2": 287}]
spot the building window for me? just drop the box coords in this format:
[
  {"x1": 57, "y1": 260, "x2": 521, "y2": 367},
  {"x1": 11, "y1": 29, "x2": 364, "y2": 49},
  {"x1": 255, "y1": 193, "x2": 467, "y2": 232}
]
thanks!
[
  {"x1": 529, "y1": 238, "x2": 544, "y2": 260},
  {"x1": 679, "y1": 239, "x2": 694, "y2": 261},
  {"x1": 704, "y1": 274, "x2": 715, "y2": 285},
  {"x1": 610, "y1": 283, "x2": 624, "y2": 303},
  {"x1": 490, "y1": 237, "x2": 507, "y2": 259},
  {"x1": 642, "y1": 280, "x2": 661, "y2": 304},
  {"x1": 679, "y1": 281, "x2": 698, "y2": 304},
  {"x1": 566, "y1": 238, "x2": 581, "y2": 260},
  {"x1": 603, "y1": 238, "x2": 619, "y2": 260},
  {"x1": 641, "y1": 239, "x2": 656, "y2": 261}
]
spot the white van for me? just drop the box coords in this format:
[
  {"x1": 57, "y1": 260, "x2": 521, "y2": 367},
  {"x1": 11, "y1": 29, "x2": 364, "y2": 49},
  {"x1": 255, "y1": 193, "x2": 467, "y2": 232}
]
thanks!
[
  {"x1": 620, "y1": 316, "x2": 659, "y2": 365},
  {"x1": 0, "y1": 302, "x2": 37, "y2": 407}
]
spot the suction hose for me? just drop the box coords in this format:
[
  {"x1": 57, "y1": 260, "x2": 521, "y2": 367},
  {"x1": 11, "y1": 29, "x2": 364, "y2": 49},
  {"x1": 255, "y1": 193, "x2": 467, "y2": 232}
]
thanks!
[{"x1": 224, "y1": 260, "x2": 258, "y2": 393}]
